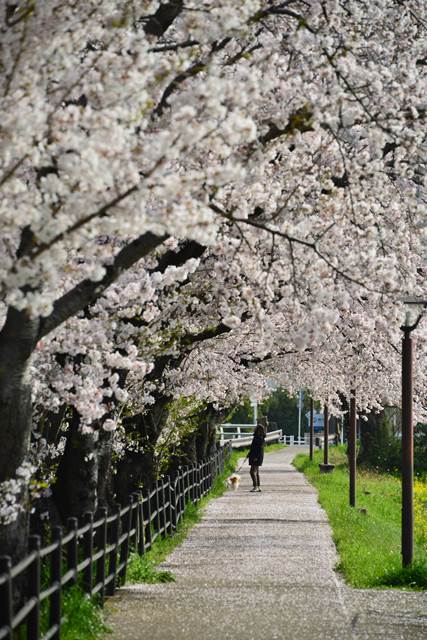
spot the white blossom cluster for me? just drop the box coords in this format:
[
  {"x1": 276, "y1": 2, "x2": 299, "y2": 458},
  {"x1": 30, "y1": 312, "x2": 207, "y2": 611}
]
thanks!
[{"x1": 0, "y1": 462, "x2": 37, "y2": 526}]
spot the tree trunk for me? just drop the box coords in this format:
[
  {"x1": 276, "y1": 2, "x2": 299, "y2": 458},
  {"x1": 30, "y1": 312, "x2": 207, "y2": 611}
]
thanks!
[
  {"x1": 53, "y1": 409, "x2": 99, "y2": 521},
  {"x1": 115, "y1": 396, "x2": 170, "y2": 504},
  {"x1": 195, "y1": 404, "x2": 229, "y2": 459},
  {"x1": 0, "y1": 308, "x2": 38, "y2": 561},
  {"x1": 97, "y1": 428, "x2": 115, "y2": 510}
]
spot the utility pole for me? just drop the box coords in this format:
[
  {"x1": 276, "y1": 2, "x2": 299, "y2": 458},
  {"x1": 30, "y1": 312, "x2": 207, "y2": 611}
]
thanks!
[
  {"x1": 297, "y1": 390, "x2": 303, "y2": 443},
  {"x1": 401, "y1": 326, "x2": 414, "y2": 566},
  {"x1": 323, "y1": 403, "x2": 329, "y2": 465},
  {"x1": 349, "y1": 390, "x2": 357, "y2": 507},
  {"x1": 309, "y1": 398, "x2": 314, "y2": 461},
  {"x1": 251, "y1": 397, "x2": 258, "y2": 426},
  {"x1": 319, "y1": 403, "x2": 334, "y2": 472},
  {"x1": 399, "y1": 299, "x2": 427, "y2": 566}
]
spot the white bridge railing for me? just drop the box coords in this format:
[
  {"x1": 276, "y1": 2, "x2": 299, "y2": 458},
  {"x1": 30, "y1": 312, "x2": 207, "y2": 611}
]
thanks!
[
  {"x1": 218, "y1": 428, "x2": 282, "y2": 448},
  {"x1": 281, "y1": 435, "x2": 309, "y2": 446},
  {"x1": 218, "y1": 428, "x2": 338, "y2": 448},
  {"x1": 281, "y1": 433, "x2": 337, "y2": 446}
]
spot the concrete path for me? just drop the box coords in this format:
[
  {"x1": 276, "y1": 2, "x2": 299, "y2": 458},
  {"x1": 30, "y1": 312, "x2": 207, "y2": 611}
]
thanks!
[{"x1": 107, "y1": 447, "x2": 427, "y2": 640}]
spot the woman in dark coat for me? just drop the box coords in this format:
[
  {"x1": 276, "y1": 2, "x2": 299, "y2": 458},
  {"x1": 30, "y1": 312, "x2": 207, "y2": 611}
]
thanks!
[{"x1": 248, "y1": 424, "x2": 265, "y2": 492}]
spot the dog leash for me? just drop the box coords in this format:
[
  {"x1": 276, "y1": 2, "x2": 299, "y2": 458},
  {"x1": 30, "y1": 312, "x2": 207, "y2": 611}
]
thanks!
[{"x1": 235, "y1": 454, "x2": 248, "y2": 474}]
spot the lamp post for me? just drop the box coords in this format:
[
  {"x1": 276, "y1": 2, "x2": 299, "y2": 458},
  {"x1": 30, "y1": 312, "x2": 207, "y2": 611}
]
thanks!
[
  {"x1": 324, "y1": 403, "x2": 329, "y2": 465},
  {"x1": 250, "y1": 397, "x2": 258, "y2": 426},
  {"x1": 309, "y1": 398, "x2": 314, "y2": 461},
  {"x1": 400, "y1": 298, "x2": 427, "y2": 566},
  {"x1": 319, "y1": 403, "x2": 334, "y2": 472},
  {"x1": 297, "y1": 390, "x2": 303, "y2": 443},
  {"x1": 349, "y1": 390, "x2": 357, "y2": 507}
]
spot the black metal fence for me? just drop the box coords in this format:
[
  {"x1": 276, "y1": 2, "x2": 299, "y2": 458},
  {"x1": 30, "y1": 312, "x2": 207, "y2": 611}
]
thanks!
[{"x1": 0, "y1": 444, "x2": 231, "y2": 640}]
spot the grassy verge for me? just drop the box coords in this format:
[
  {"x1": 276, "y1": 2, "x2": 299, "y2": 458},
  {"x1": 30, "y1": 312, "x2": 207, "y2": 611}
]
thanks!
[
  {"x1": 58, "y1": 587, "x2": 110, "y2": 640},
  {"x1": 294, "y1": 447, "x2": 427, "y2": 590},
  {"x1": 13, "y1": 586, "x2": 109, "y2": 640}
]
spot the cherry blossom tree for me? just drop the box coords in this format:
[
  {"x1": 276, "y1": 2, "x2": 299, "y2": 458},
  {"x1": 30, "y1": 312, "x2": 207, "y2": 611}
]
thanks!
[{"x1": 1, "y1": 0, "x2": 426, "y2": 561}]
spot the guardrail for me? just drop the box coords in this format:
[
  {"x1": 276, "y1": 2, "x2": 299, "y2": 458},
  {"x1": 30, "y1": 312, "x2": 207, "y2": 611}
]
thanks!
[
  {"x1": 218, "y1": 425, "x2": 255, "y2": 439},
  {"x1": 219, "y1": 429, "x2": 282, "y2": 448},
  {"x1": 0, "y1": 444, "x2": 231, "y2": 640}
]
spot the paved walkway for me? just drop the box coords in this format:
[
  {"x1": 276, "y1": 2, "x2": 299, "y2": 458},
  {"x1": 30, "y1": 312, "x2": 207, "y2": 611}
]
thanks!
[{"x1": 107, "y1": 447, "x2": 427, "y2": 639}]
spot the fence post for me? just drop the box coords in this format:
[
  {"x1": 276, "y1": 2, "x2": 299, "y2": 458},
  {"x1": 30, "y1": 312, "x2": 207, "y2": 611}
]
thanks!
[
  {"x1": 119, "y1": 498, "x2": 133, "y2": 583},
  {"x1": 158, "y1": 480, "x2": 164, "y2": 536},
  {"x1": 143, "y1": 490, "x2": 152, "y2": 551},
  {"x1": 27, "y1": 534, "x2": 41, "y2": 640},
  {"x1": 82, "y1": 512, "x2": 94, "y2": 596},
  {"x1": 191, "y1": 464, "x2": 196, "y2": 503},
  {"x1": 154, "y1": 481, "x2": 160, "y2": 535},
  {"x1": 66, "y1": 517, "x2": 78, "y2": 585},
  {"x1": 137, "y1": 492, "x2": 146, "y2": 555},
  {"x1": 96, "y1": 507, "x2": 108, "y2": 605},
  {"x1": 107, "y1": 503, "x2": 120, "y2": 596},
  {"x1": 50, "y1": 526, "x2": 62, "y2": 639},
  {"x1": 180, "y1": 470, "x2": 185, "y2": 516},
  {"x1": 166, "y1": 478, "x2": 173, "y2": 535},
  {"x1": 195, "y1": 463, "x2": 199, "y2": 500},
  {"x1": 198, "y1": 464, "x2": 202, "y2": 501},
  {"x1": 131, "y1": 492, "x2": 141, "y2": 550},
  {"x1": 161, "y1": 479, "x2": 167, "y2": 538},
  {"x1": 184, "y1": 467, "x2": 189, "y2": 507},
  {"x1": 0, "y1": 556, "x2": 13, "y2": 640},
  {"x1": 171, "y1": 478, "x2": 178, "y2": 530}
]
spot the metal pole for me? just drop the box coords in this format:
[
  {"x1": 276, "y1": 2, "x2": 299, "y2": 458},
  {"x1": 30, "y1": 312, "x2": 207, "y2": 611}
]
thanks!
[
  {"x1": 401, "y1": 328, "x2": 414, "y2": 566},
  {"x1": 324, "y1": 404, "x2": 329, "y2": 465},
  {"x1": 349, "y1": 390, "x2": 356, "y2": 507},
  {"x1": 252, "y1": 398, "x2": 258, "y2": 426},
  {"x1": 309, "y1": 398, "x2": 314, "y2": 461},
  {"x1": 297, "y1": 390, "x2": 303, "y2": 443}
]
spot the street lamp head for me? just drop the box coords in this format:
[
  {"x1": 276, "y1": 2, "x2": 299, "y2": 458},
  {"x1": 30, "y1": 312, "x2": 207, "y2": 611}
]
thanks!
[{"x1": 401, "y1": 297, "x2": 427, "y2": 332}]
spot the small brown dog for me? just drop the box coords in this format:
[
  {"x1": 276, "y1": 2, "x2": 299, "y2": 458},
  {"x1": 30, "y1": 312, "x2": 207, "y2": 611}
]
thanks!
[{"x1": 225, "y1": 473, "x2": 241, "y2": 490}]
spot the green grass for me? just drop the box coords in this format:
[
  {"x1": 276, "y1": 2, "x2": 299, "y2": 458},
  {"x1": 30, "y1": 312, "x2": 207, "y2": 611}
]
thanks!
[
  {"x1": 294, "y1": 447, "x2": 427, "y2": 590},
  {"x1": 266, "y1": 442, "x2": 287, "y2": 452},
  {"x1": 233, "y1": 441, "x2": 286, "y2": 457},
  {"x1": 13, "y1": 586, "x2": 109, "y2": 640},
  {"x1": 60, "y1": 587, "x2": 110, "y2": 640}
]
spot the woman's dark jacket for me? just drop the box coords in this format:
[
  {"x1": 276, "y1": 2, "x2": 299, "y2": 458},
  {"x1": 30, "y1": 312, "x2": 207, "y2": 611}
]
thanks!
[{"x1": 248, "y1": 433, "x2": 265, "y2": 466}]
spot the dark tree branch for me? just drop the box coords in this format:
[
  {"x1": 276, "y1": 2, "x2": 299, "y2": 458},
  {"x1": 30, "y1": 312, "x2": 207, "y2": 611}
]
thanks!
[
  {"x1": 149, "y1": 39, "x2": 200, "y2": 53},
  {"x1": 180, "y1": 322, "x2": 231, "y2": 348},
  {"x1": 151, "y1": 239, "x2": 206, "y2": 274},
  {"x1": 143, "y1": 1, "x2": 184, "y2": 37},
  {"x1": 151, "y1": 61, "x2": 206, "y2": 120},
  {"x1": 38, "y1": 231, "x2": 168, "y2": 339}
]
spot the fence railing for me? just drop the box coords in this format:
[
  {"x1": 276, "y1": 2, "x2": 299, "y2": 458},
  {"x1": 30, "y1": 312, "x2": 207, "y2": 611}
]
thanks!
[
  {"x1": 281, "y1": 434, "x2": 338, "y2": 446},
  {"x1": 0, "y1": 444, "x2": 231, "y2": 640},
  {"x1": 281, "y1": 434, "x2": 309, "y2": 446},
  {"x1": 219, "y1": 429, "x2": 282, "y2": 448}
]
